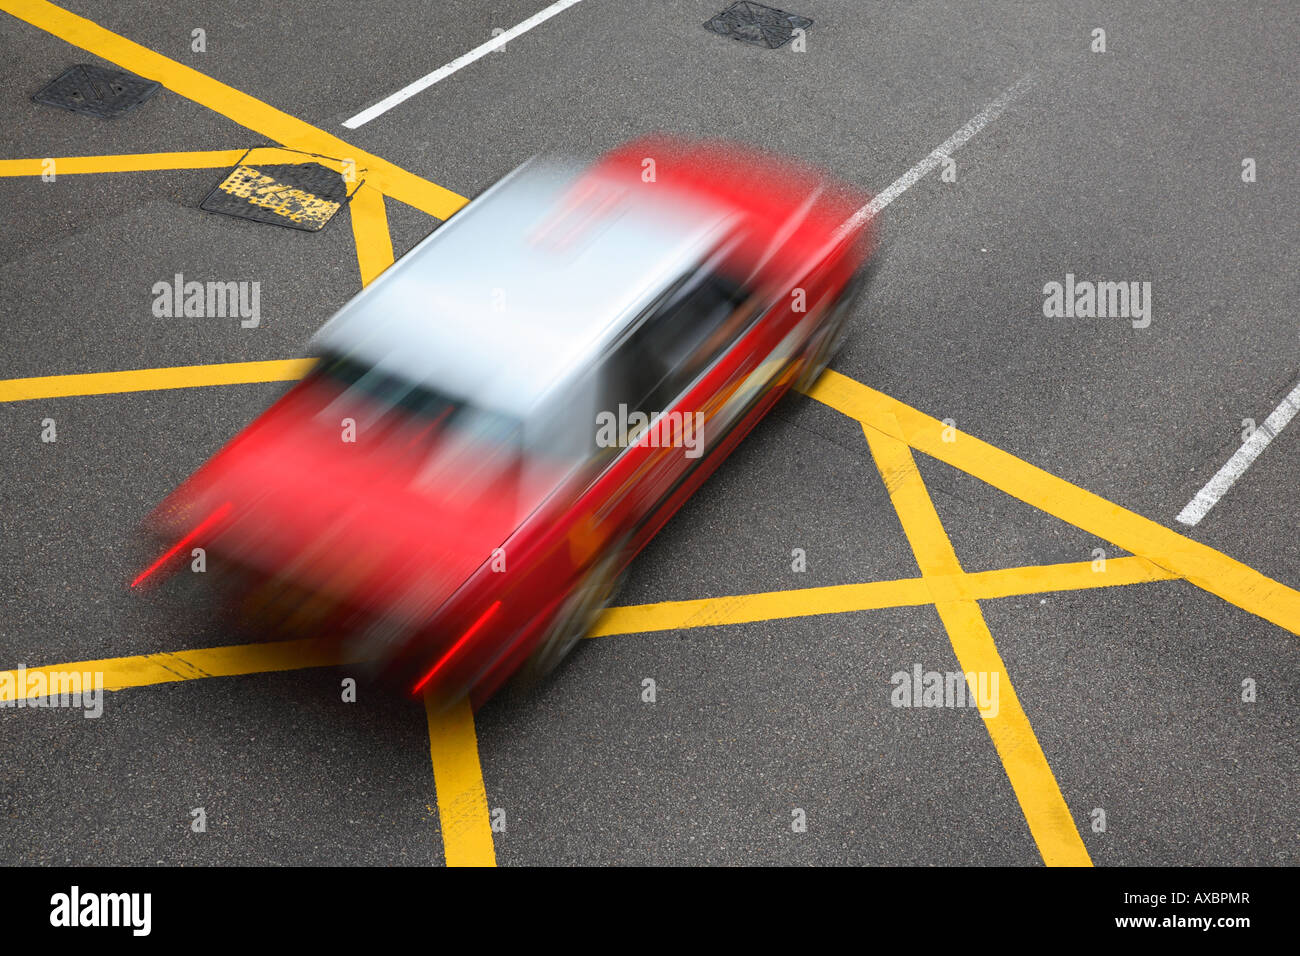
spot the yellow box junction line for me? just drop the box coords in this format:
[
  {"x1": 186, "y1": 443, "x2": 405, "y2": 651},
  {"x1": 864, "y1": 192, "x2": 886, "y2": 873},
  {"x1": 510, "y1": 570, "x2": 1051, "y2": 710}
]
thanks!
[
  {"x1": 425, "y1": 695, "x2": 497, "y2": 867},
  {"x1": 804, "y1": 370, "x2": 1300, "y2": 638},
  {"x1": 0, "y1": 360, "x2": 317, "y2": 402},
  {"x1": 590, "y1": 555, "x2": 1172, "y2": 636},
  {"x1": 2, "y1": 362, "x2": 1292, "y2": 866},
  {"x1": 0, "y1": 558, "x2": 1175, "y2": 705},
  {"x1": 0, "y1": 0, "x2": 449, "y2": 861},
  {"x1": 348, "y1": 184, "x2": 395, "y2": 287},
  {"x1": 3, "y1": 0, "x2": 1294, "y2": 866},
  {"x1": 0, "y1": 0, "x2": 467, "y2": 220},
  {"x1": 0, "y1": 147, "x2": 353, "y2": 178},
  {"x1": 865, "y1": 417, "x2": 1093, "y2": 866}
]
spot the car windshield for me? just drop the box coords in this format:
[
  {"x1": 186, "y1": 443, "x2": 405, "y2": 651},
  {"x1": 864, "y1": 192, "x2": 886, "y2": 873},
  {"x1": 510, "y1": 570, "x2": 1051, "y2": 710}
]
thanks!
[
  {"x1": 313, "y1": 351, "x2": 599, "y2": 519},
  {"x1": 317, "y1": 353, "x2": 501, "y2": 430}
]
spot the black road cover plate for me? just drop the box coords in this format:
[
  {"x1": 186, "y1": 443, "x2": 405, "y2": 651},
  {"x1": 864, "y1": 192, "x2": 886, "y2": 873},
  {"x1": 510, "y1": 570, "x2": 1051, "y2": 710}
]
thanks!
[
  {"x1": 33, "y1": 64, "x2": 162, "y2": 118},
  {"x1": 200, "y1": 159, "x2": 352, "y2": 232},
  {"x1": 703, "y1": 2, "x2": 812, "y2": 49}
]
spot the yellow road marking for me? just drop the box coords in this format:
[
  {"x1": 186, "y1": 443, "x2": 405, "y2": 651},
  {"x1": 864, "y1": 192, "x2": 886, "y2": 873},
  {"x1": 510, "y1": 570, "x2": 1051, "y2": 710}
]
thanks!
[
  {"x1": 0, "y1": 359, "x2": 316, "y2": 402},
  {"x1": 425, "y1": 694, "x2": 496, "y2": 866},
  {"x1": 0, "y1": 147, "x2": 350, "y2": 178},
  {"x1": 348, "y1": 184, "x2": 395, "y2": 287},
  {"x1": 2, "y1": 0, "x2": 467, "y2": 219},
  {"x1": 0, "y1": 0, "x2": 1104, "y2": 873},
  {"x1": 590, "y1": 555, "x2": 1173, "y2": 636},
  {"x1": 864, "y1": 421, "x2": 1093, "y2": 867},
  {"x1": 1, "y1": 149, "x2": 245, "y2": 176},
  {"x1": 805, "y1": 370, "x2": 1300, "y2": 637},
  {"x1": 14, "y1": 358, "x2": 1291, "y2": 642},
  {"x1": 0, "y1": 637, "x2": 363, "y2": 702},
  {"x1": 0, "y1": 557, "x2": 1174, "y2": 703}
]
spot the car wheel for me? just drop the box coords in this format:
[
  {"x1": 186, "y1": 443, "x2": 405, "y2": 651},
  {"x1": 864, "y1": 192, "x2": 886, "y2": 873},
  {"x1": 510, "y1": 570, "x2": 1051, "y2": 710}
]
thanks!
[
  {"x1": 794, "y1": 267, "x2": 869, "y2": 392},
  {"x1": 512, "y1": 543, "x2": 627, "y2": 689}
]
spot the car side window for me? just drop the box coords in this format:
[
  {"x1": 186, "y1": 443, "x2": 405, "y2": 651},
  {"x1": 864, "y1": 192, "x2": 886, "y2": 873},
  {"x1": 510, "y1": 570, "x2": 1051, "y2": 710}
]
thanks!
[{"x1": 604, "y1": 266, "x2": 750, "y2": 425}]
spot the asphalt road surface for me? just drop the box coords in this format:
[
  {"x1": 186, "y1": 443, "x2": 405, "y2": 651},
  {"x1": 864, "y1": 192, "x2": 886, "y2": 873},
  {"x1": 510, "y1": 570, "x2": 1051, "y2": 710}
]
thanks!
[{"x1": 0, "y1": 0, "x2": 1296, "y2": 866}]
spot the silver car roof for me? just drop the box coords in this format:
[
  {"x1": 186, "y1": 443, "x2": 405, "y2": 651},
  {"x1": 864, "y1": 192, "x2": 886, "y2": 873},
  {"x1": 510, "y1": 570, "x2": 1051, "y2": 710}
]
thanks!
[{"x1": 311, "y1": 158, "x2": 736, "y2": 417}]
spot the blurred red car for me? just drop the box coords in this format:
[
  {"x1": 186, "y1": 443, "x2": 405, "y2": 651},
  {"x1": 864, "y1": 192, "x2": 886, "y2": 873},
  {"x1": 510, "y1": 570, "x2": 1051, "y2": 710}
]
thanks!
[{"x1": 139, "y1": 137, "x2": 875, "y2": 707}]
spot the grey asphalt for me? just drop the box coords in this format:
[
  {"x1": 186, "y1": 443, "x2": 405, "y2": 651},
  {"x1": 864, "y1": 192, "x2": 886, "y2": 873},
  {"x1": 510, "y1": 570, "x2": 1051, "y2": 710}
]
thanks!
[{"x1": 0, "y1": 0, "x2": 1296, "y2": 865}]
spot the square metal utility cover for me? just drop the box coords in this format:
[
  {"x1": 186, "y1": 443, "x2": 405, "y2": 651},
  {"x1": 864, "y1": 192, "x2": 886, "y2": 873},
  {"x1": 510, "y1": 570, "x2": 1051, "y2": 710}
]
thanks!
[
  {"x1": 200, "y1": 158, "x2": 353, "y2": 232},
  {"x1": 33, "y1": 64, "x2": 162, "y2": 118},
  {"x1": 703, "y1": 2, "x2": 812, "y2": 49}
]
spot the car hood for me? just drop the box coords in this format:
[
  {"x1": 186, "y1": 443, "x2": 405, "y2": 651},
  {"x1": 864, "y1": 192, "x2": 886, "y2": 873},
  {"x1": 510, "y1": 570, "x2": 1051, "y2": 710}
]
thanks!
[{"x1": 147, "y1": 375, "x2": 541, "y2": 621}]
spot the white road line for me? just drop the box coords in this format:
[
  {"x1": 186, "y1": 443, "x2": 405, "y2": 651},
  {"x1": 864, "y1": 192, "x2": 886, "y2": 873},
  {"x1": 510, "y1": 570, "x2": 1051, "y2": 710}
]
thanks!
[
  {"x1": 1176, "y1": 381, "x2": 1300, "y2": 526},
  {"x1": 342, "y1": 0, "x2": 585, "y2": 129},
  {"x1": 839, "y1": 72, "x2": 1035, "y2": 233}
]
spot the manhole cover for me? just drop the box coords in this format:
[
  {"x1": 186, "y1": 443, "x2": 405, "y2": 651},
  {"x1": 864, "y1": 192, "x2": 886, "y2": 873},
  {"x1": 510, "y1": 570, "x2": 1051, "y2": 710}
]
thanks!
[
  {"x1": 33, "y1": 64, "x2": 162, "y2": 118},
  {"x1": 703, "y1": 1, "x2": 812, "y2": 49},
  {"x1": 200, "y1": 157, "x2": 354, "y2": 232}
]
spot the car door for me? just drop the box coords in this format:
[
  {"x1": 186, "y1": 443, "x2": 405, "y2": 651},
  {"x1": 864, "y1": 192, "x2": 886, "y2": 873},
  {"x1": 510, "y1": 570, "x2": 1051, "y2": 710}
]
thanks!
[{"x1": 587, "y1": 252, "x2": 757, "y2": 539}]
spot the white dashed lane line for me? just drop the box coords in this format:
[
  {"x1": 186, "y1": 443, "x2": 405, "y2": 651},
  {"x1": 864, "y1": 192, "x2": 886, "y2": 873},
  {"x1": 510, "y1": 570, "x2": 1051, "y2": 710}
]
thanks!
[
  {"x1": 839, "y1": 72, "x2": 1035, "y2": 231},
  {"x1": 342, "y1": 0, "x2": 586, "y2": 129},
  {"x1": 1176, "y1": 379, "x2": 1300, "y2": 526}
]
